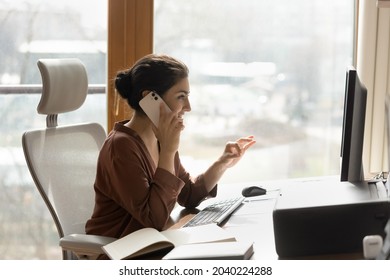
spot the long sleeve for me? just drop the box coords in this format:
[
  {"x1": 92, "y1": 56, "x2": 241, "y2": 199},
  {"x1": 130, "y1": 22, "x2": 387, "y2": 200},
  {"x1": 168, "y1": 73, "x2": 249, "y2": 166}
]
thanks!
[
  {"x1": 176, "y1": 162, "x2": 217, "y2": 208},
  {"x1": 86, "y1": 122, "x2": 216, "y2": 239}
]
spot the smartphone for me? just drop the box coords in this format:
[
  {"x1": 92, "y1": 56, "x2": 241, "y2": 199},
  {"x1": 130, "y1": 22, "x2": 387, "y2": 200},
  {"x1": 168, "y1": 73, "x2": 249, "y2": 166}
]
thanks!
[{"x1": 139, "y1": 91, "x2": 171, "y2": 127}]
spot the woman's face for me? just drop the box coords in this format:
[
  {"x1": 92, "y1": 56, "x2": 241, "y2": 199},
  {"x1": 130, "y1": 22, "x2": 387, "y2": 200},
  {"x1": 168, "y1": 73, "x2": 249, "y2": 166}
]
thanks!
[{"x1": 162, "y1": 77, "x2": 191, "y2": 118}]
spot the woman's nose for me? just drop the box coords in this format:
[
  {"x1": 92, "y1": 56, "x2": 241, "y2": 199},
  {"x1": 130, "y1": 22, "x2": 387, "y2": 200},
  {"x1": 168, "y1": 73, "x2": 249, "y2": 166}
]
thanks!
[{"x1": 184, "y1": 99, "x2": 191, "y2": 112}]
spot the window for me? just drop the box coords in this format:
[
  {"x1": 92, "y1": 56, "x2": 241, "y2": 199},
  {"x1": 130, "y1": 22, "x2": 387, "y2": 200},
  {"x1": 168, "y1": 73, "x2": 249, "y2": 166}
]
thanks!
[
  {"x1": 1, "y1": 0, "x2": 357, "y2": 260},
  {"x1": 154, "y1": 0, "x2": 355, "y2": 183},
  {"x1": 0, "y1": 0, "x2": 107, "y2": 259}
]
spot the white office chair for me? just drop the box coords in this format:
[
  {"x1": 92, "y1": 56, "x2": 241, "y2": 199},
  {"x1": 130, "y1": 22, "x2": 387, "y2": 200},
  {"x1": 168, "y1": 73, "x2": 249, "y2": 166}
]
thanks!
[{"x1": 22, "y1": 58, "x2": 116, "y2": 260}]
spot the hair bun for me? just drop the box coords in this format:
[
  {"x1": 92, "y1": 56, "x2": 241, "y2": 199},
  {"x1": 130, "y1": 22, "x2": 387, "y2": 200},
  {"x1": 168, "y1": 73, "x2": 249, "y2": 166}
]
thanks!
[{"x1": 115, "y1": 71, "x2": 132, "y2": 99}]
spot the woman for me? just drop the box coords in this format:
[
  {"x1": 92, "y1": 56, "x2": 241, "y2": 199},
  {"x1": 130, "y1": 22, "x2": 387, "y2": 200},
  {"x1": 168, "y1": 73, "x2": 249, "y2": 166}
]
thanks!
[{"x1": 85, "y1": 54, "x2": 256, "y2": 239}]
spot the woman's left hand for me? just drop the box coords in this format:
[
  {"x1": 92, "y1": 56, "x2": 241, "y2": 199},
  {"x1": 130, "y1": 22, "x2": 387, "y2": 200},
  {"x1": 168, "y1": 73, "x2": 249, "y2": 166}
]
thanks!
[{"x1": 219, "y1": 135, "x2": 256, "y2": 168}]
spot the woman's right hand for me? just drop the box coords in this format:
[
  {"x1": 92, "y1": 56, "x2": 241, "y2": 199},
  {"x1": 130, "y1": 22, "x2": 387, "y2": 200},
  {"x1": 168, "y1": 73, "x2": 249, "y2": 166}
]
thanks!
[{"x1": 153, "y1": 103, "x2": 184, "y2": 155}]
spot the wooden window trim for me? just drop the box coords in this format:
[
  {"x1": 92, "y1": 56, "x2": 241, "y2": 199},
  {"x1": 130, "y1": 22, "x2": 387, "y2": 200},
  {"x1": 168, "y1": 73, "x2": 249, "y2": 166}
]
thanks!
[{"x1": 107, "y1": 0, "x2": 153, "y2": 132}]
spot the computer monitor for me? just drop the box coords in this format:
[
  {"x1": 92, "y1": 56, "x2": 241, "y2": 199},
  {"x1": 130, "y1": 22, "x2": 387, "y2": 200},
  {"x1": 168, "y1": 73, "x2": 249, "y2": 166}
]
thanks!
[{"x1": 340, "y1": 66, "x2": 367, "y2": 182}]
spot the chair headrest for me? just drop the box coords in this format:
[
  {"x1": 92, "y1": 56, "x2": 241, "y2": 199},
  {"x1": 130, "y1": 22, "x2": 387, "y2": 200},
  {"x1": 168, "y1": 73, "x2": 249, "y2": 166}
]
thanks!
[{"x1": 37, "y1": 58, "x2": 88, "y2": 115}]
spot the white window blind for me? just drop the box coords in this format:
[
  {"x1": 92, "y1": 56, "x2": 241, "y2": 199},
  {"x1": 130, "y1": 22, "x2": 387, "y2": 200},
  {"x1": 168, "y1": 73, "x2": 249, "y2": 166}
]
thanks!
[{"x1": 358, "y1": 0, "x2": 390, "y2": 176}]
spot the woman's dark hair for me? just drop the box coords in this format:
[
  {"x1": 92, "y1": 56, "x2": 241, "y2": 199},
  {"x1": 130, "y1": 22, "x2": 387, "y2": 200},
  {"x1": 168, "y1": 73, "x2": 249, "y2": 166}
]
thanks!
[{"x1": 114, "y1": 54, "x2": 189, "y2": 111}]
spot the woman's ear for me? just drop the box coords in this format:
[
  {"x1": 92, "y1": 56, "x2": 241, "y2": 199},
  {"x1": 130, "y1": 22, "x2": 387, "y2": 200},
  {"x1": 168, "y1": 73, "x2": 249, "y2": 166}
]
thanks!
[{"x1": 141, "y1": 90, "x2": 151, "y2": 98}]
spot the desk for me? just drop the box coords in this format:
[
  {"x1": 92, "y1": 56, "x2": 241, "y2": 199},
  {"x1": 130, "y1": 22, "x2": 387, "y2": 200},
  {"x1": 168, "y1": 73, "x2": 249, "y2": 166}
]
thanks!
[
  {"x1": 169, "y1": 177, "x2": 369, "y2": 260},
  {"x1": 169, "y1": 179, "x2": 280, "y2": 260}
]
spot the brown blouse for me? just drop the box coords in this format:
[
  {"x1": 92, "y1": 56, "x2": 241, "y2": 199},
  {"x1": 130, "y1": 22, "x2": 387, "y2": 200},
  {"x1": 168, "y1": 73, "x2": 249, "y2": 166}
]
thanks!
[{"x1": 85, "y1": 121, "x2": 217, "y2": 239}]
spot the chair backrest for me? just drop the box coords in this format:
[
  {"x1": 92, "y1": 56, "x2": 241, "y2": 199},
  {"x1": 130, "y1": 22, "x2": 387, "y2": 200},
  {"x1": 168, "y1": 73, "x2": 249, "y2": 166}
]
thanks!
[{"x1": 22, "y1": 58, "x2": 106, "y2": 242}]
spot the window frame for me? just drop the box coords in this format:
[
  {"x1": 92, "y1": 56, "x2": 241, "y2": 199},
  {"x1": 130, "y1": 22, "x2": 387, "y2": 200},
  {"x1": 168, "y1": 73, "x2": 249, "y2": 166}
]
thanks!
[
  {"x1": 107, "y1": 0, "x2": 153, "y2": 132},
  {"x1": 107, "y1": 0, "x2": 388, "y2": 177}
]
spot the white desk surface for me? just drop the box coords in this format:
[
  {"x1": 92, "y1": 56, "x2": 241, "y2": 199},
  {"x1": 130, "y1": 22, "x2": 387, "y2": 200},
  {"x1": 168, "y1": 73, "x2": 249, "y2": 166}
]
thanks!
[{"x1": 170, "y1": 176, "x2": 365, "y2": 260}]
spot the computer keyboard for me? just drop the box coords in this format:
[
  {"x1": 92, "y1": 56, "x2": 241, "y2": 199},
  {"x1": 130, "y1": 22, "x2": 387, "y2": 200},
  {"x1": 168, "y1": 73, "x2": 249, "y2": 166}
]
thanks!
[{"x1": 183, "y1": 196, "x2": 245, "y2": 227}]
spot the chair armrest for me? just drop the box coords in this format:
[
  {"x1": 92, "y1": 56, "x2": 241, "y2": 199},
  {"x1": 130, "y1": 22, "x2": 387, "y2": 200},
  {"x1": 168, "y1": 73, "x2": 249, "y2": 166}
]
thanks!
[{"x1": 60, "y1": 233, "x2": 117, "y2": 259}]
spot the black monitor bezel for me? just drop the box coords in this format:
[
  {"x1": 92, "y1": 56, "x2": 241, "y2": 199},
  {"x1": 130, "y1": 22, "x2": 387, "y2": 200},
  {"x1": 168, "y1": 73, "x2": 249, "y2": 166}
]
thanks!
[{"x1": 340, "y1": 66, "x2": 367, "y2": 182}]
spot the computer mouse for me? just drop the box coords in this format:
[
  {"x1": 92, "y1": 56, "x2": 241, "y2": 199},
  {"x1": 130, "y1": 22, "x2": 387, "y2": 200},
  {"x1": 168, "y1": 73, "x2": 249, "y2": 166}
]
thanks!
[{"x1": 242, "y1": 186, "x2": 267, "y2": 197}]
